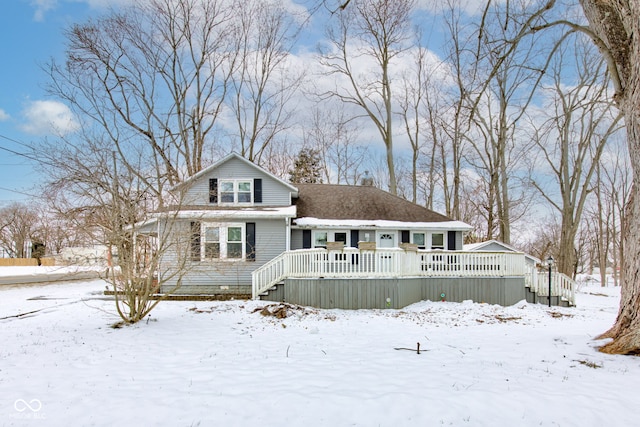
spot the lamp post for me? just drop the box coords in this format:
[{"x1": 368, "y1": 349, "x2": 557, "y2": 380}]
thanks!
[{"x1": 546, "y1": 256, "x2": 554, "y2": 307}]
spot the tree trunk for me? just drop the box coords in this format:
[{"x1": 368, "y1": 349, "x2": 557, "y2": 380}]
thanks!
[
  {"x1": 599, "y1": 187, "x2": 640, "y2": 354},
  {"x1": 580, "y1": 0, "x2": 640, "y2": 354}
]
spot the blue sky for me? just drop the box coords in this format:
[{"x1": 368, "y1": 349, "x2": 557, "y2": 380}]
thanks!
[
  {"x1": 0, "y1": 0, "x2": 119, "y2": 205},
  {"x1": 0, "y1": 0, "x2": 476, "y2": 207}
]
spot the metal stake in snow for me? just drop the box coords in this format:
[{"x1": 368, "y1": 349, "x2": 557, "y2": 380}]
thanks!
[{"x1": 394, "y1": 342, "x2": 422, "y2": 354}]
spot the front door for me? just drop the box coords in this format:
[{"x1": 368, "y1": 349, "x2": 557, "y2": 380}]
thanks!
[
  {"x1": 378, "y1": 232, "x2": 395, "y2": 248},
  {"x1": 377, "y1": 232, "x2": 395, "y2": 272}
]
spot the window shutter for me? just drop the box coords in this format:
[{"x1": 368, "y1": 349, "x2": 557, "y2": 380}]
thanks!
[
  {"x1": 254, "y1": 178, "x2": 262, "y2": 203},
  {"x1": 302, "y1": 230, "x2": 311, "y2": 249},
  {"x1": 190, "y1": 221, "x2": 201, "y2": 261},
  {"x1": 246, "y1": 222, "x2": 256, "y2": 261},
  {"x1": 448, "y1": 231, "x2": 456, "y2": 250},
  {"x1": 350, "y1": 230, "x2": 359, "y2": 248},
  {"x1": 401, "y1": 230, "x2": 410, "y2": 244},
  {"x1": 209, "y1": 179, "x2": 218, "y2": 203}
]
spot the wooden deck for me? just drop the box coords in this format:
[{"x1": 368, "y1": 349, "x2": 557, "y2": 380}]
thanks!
[{"x1": 252, "y1": 248, "x2": 575, "y2": 308}]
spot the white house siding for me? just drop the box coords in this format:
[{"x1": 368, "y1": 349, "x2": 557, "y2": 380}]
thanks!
[
  {"x1": 182, "y1": 156, "x2": 294, "y2": 206},
  {"x1": 159, "y1": 218, "x2": 288, "y2": 295}
]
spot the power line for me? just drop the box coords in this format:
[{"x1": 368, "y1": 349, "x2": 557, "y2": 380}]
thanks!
[
  {"x1": 0, "y1": 185, "x2": 37, "y2": 198},
  {"x1": 0, "y1": 132, "x2": 33, "y2": 149},
  {"x1": 0, "y1": 133, "x2": 58, "y2": 167}
]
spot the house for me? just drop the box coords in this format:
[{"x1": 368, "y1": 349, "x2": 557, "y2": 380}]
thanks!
[
  {"x1": 135, "y1": 153, "x2": 574, "y2": 308},
  {"x1": 291, "y1": 183, "x2": 471, "y2": 251}
]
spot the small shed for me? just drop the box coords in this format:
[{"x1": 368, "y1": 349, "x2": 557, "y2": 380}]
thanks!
[{"x1": 463, "y1": 240, "x2": 540, "y2": 268}]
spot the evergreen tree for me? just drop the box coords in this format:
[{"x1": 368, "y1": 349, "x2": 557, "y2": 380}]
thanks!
[{"x1": 289, "y1": 148, "x2": 323, "y2": 184}]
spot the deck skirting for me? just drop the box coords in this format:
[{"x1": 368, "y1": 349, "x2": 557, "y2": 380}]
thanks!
[{"x1": 276, "y1": 276, "x2": 526, "y2": 309}]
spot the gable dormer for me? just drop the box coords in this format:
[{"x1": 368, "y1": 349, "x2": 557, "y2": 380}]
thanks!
[
  {"x1": 208, "y1": 177, "x2": 263, "y2": 205},
  {"x1": 174, "y1": 153, "x2": 297, "y2": 207}
]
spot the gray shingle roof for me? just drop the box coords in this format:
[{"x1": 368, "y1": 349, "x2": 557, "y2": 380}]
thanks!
[{"x1": 294, "y1": 183, "x2": 453, "y2": 223}]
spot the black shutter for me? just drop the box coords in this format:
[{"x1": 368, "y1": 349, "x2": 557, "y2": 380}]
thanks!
[
  {"x1": 209, "y1": 178, "x2": 218, "y2": 203},
  {"x1": 350, "y1": 230, "x2": 359, "y2": 248},
  {"x1": 254, "y1": 178, "x2": 262, "y2": 203},
  {"x1": 401, "y1": 230, "x2": 410, "y2": 244},
  {"x1": 246, "y1": 222, "x2": 256, "y2": 261},
  {"x1": 190, "y1": 221, "x2": 201, "y2": 261},
  {"x1": 448, "y1": 231, "x2": 457, "y2": 250},
  {"x1": 302, "y1": 230, "x2": 312, "y2": 249}
]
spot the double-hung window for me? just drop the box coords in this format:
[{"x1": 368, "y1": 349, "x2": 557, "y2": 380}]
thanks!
[
  {"x1": 204, "y1": 226, "x2": 221, "y2": 259},
  {"x1": 219, "y1": 180, "x2": 252, "y2": 205},
  {"x1": 201, "y1": 223, "x2": 245, "y2": 260},
  {"x1": 226, "y1": 226, "x2": 243, "y2": 258}
]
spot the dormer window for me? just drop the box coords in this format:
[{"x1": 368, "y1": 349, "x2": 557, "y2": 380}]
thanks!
[
  {"x1": 220, "y1": 179, "x2": 252, "y2": 204},
  {"x1": 209, "y1": 178, "x2": 262, "y2": 205}
]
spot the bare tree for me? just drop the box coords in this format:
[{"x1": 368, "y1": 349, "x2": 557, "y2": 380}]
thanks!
[
  {"x1": 304, "y1": 106, "x2": 367, "y2": 185},
  {"x1": 437, "y1": 0, "x2": 477, "y2": 219},
  {"x1": 465, "y1": 0, "x2": 558, "y2": 244},
  {"x1": 45, "y1": 0, "x2": 239, "y2": 199},
  {"x1": 37, "y1": 130, "x2": 191, "y2": 324},
  {"x1": 520, "y1": 0, "x2": 640, "y2": 354},
  {"x1": 319, "y1": 0, "x2": 415, "y2": 195},
  {"x1": 398, "y1": 43, "x2": 428, "y2": 203},
  {"x1": 229, "y1": 0, "x2": 305, "y2": 163},
  {"x1": 600, "y1": 145, "x2": 631, "y2": 287},
  {"x1": 106, "y1": 154, "x2": 192, "y2": 325},
  {"x1": 581, "y1": 134, "x2": 629, "y2": 285},
  {"x1": 530, "y1": 40, "x2": 622, "y2": 278},
  {"x1": 0, "y1": 202, "x2": 40, "y2": 258}
]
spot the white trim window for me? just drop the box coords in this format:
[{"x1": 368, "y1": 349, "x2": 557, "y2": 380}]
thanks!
[
  {"x1": 219, "y1": 180, "x2": 252, "y2": 205},
  {"x1": 202, "y1": 223, "x2": 245, "y2": 260},
  {"x1": 203, "y1": 226, "x2": 221, "y2": 259},
  {"x1": 313, "y1": 231, "x2": 328, "y2": 248},
  {"x1": 430, "y1": 232, "x2": 445, "y2": 250},
  {"x1": 312, "y1": 231, "x2": 348, "y2": 248},
  {"x1": 412, "y1": 232, "x2": 426, "y2": 249}
]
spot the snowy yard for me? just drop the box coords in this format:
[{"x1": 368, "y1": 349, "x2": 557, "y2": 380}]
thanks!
[{"x1": 1, "y1": 272, "x2": 638, "y2": 426}]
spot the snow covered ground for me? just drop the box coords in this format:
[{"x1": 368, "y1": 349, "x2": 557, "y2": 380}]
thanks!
[{"x1": 0, "y1": 271, "x2": 638, "y2": 426}]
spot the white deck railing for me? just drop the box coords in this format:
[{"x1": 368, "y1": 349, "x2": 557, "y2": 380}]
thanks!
[
  {"x1": 252, "y1": 248, "x2": 527, "y2": 299},
  {"x1": 533, "y1": 271, "x2": 576, "y2": 304}
]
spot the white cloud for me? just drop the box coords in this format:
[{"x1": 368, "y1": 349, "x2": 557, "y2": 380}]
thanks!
[
  {"x1": 30, "y1": 0, "x2": 132, "y2": 21},
  {"x1": 20, "y1": 100, "x2": 80, "y2": 136},
  {"x1": 415, "y1": 0, "x2": 506, "y2": 15},
  {"x1": 30, "y1": 0, "x2": 57, "y2": 22},
  {"x1": 77, "y1": 0, "x2": 132, "y2": 8},
  {"x1": 0, "y1": 109, "x2": 9, "y2": 121}
]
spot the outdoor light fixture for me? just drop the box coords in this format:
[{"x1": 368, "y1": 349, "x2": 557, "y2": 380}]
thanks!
[{"x1": 546, "y1": 256, "x2": 554, "y2": 308}]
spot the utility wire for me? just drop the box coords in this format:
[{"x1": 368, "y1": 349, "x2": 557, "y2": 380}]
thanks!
[
  {"x1": 0, "y1": 133, "x2": 58, "y2": 167},
  {"x1": 0, "y1": 185, "x2": 36, "y2": 198}
]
